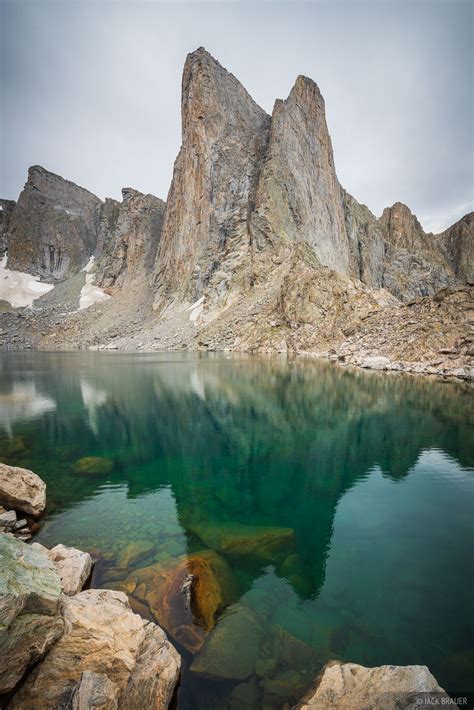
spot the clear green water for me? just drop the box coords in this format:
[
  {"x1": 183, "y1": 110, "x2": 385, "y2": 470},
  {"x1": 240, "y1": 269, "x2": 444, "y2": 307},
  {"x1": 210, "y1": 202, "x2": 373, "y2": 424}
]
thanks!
[{"x1": 1, "y1": 351, "x2": 473, "y2": 708}]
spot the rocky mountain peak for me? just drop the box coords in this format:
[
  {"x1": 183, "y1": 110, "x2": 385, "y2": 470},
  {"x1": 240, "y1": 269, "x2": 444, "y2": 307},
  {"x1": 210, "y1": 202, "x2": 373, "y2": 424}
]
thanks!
[
  {"x1": 250, "y1": 71, "x2": 349, "y2": 273},
  {"x1": 5, "y1": 166, "x2": 102, "y2": 281},
  {"x1": 152, "y1": 47, "x2": 271, "y2": 311}
]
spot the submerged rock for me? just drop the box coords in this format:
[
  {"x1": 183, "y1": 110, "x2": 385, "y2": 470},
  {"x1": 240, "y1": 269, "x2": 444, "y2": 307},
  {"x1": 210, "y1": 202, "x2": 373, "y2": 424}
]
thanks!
[
  {"x1": 72, "y1": 456, "x2": 113, "y2": 476},
  {"x1": 9, "y1": 588, "x2": 181, "y2": 709},
  {"x1": 45, "y1": 543, "x2": 93, "y2": 596},
  {"x1": 126, "y1": 550, "x2": 236, "y2": 653},
  {"x1": 116, "y1": 539, "x2": 155, "y2": 568},
  {"x1": 190, "y1": 522, "x2": 295, "y2": 564},
  {"x1": 0, "y1": 461, "x2": 46, "y2": 517},
  {"x1": 295, "y1": 661, "x2": 449, "y2": 709},
  {"x1": 0, "y1": 533, "x2": 64, "y2": 693},
  {"x1": 191, "y1": 604, "x2": 263, "y2": 680}
]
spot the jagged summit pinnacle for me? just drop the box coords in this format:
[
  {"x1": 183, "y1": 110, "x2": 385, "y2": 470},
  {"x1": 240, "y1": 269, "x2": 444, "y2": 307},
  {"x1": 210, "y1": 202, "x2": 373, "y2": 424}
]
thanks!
[{"x1": 291, "y1": 74, "x2": 324, "y2": 101}]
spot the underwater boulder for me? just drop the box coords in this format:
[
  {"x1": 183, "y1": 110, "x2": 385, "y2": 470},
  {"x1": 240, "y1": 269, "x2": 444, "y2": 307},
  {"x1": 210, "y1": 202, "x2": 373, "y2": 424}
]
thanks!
[
  {"x1": 124, "y1": 550, "x2": 237, "y2": 653},
  {"x1": 189, "y1": 522, "x2": 295, "y2": 564},
  {"x1": 190, "y1": 604, "x2": 264, "y2": 681},
  {"x1": 72, "y1": 456, "x2": 113, "y2": 477}
]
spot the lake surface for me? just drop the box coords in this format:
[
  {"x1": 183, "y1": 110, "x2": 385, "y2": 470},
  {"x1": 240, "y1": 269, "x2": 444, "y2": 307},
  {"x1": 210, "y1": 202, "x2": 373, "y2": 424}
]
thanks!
[{"x1": 1, "y1": 351, "x2": 473, "y2": 708}]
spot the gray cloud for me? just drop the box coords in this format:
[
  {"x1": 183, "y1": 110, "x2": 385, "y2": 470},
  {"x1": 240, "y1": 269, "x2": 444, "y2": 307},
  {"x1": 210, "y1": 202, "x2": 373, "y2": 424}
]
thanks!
[{"x1": 1, "y1": 0, "x2": 472, "y2": 232}]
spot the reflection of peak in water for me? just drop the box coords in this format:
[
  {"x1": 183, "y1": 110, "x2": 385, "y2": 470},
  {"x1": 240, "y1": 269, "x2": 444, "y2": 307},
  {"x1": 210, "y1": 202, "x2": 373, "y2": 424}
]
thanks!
[{"x1": 2, "y1": 352, "x2": 473, "y2": 599}]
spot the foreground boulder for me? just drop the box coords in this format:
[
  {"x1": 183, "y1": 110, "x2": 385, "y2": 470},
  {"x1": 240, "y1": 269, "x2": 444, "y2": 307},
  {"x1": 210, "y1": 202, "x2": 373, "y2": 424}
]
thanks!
[
  {"x1": 44, "y1": 543, "x2": 93, "y2": 596},
  {"x1": 9, "y1": 588, "x2": 181, "y2": 709},
  {"x1": 295, "y1": 661, "x2": 450, "y2": 709},
  {"x1": 0, "y1": 533, "x2": 64, "y2": 693},
  {"x1": 0, "y1": 462, "x2": 46, "y2": 517}
]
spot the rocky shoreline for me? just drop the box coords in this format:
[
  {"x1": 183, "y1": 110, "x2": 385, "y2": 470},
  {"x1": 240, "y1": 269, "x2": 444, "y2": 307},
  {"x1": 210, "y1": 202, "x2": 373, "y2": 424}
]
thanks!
[{"x1": 0, "y1": 461, "x2": 457, "y2": 709}]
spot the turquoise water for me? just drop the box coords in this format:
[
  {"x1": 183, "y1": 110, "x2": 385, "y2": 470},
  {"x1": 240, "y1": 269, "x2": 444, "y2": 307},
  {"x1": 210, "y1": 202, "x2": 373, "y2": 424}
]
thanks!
[{"x1": 1, "y1": 351, "x2": 473, "y2": 708}]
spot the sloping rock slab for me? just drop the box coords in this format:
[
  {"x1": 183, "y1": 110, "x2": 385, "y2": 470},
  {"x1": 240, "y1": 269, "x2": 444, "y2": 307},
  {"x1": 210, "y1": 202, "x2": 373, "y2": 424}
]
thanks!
[
  {"x1": 0, "y1": 462, "x2": 46, "y2": 517},
  {"x1": 0, "y1": 533, "x2": 63, "y2": 693},
  {"x1": 294, "y1": 661, "x2": 450, "y2": 709},
  {"x1": 9, "y1": 589, "x2": 181, "y2": 709}
]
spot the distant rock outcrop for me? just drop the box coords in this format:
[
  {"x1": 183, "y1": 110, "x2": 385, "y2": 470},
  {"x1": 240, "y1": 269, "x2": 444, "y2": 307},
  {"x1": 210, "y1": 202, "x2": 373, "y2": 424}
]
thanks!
[
  {"x1": 6, "y1": 166, "x2": 102, "y2": 282},
  {"x1": 96, "y1": 188, "x2": 165, "y2": 289},
  {"x1": 0, "y1": 199, "x2": 15, "y2": 257},
  {"x1": 251, "y1": 75, "x2": 349, "y2": 273},
  {"x1": 435, "y1": 212, "x2": 474, "y2": 283}
]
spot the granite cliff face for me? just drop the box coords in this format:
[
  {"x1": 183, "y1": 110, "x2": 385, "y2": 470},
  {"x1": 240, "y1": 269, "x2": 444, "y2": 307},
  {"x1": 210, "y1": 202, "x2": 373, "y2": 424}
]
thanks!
[
  {"x1": 6, "y1": 166, "x2": 102, "y2": 282},
  {"x1": 96, "y1": 188, "x2": 165, "y2": 290},
  {"x1": 251, "y1": 75, "x2": 349, "y2": 273},
  {"x1": 435, "y1": 212, "x2": 474, "y2": 283},
  {"x1": 152, "y1": 47, "x2": 271, "y2": 312},
  {"x1": 151, "y1": 47, "x2": 470, "y2": 322}
]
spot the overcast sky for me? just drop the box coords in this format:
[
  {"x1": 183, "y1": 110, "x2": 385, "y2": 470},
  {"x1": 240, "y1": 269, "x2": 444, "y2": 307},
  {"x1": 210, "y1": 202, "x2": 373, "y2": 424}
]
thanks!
[{"x1": 1, "y1": 0, "x2": 472, "y2": 232}]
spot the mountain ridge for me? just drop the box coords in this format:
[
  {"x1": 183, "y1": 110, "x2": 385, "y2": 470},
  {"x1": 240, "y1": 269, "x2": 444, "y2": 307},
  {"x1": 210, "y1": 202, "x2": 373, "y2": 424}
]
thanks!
[{"x1": 0, "y1": 47, "x2": 472, "y2": 380}]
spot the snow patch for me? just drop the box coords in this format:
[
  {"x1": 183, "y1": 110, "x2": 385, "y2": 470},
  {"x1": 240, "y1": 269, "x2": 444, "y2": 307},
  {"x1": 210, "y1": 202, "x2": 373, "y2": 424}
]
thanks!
[
  {"x1": 78, "y1": 256, "x2": 111, "y2": 310},
  {"x1": 189, "y1": 295, "x2": 204, "y2": 323},
  {"x1": 0, "y1": 254, "x2": 54, "y2": 308}
]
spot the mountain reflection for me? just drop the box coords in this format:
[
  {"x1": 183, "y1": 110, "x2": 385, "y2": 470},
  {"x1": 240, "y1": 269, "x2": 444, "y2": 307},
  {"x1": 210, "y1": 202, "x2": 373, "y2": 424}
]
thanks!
[{"x1": 1, "y1": 351, "x2": 472, "y2": 603}]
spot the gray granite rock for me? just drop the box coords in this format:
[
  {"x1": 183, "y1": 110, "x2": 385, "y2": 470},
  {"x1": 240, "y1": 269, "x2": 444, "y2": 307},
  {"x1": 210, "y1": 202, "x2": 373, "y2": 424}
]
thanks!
[
  {"x1": 0, "y1": 462, "x2": 46, "y2": 517},
  {"x1": 295, "y1": 661, "x2": 450, "y2": 710}
]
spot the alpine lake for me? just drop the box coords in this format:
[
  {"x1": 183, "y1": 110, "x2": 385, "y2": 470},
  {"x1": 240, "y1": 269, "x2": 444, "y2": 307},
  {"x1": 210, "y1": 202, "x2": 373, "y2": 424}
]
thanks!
[{"x1": 1, "y1": 351, "x2": 473, "y2": 709}]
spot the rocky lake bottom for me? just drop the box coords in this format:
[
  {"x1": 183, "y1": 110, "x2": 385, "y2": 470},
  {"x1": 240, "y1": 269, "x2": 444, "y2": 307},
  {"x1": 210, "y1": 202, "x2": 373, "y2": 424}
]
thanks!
[{"x1": 1, "y1": 351, "x2": 473, "y2": 709}]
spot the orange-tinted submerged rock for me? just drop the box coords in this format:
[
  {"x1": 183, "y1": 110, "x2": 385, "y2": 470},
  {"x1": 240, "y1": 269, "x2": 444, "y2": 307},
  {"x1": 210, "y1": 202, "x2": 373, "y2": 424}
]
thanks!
[{"x1": 118, "y1": 549, "x2": 237, "y2": 653}]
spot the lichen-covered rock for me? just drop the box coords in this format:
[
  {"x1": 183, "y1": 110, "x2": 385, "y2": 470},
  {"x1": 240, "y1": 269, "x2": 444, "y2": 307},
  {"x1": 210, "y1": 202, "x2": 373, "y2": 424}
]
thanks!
[
  {"x1": 96, "y1": 188, "x2": 165, "y2": 290},
  {"x1": 0, "y1": 533, "x2": 64, "y2": 693},
  {"x1": 0, "y1": 461, "x2": 46, "y2": 516},
  {"x1": 9, "y1": 588, "x2": 181, "y2": 710},
  {"x1": 295, "y1": 661, "x2": 449, "y2": 709},
  {"x1": 5, "y1": 165, "x2": 102, "y2": 282},
  {"x1": 46, "y1": 543, "x2": 93, "y2": 596}
]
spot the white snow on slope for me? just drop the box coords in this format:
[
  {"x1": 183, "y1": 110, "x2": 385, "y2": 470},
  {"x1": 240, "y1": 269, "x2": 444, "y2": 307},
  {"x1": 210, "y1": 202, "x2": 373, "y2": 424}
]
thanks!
[
  {"x1": 78, "y1": 256, "x2": 111, "y2": 310},
  {"x1": 0, "y1": 255, "x2": 54, "y2": 308}
]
